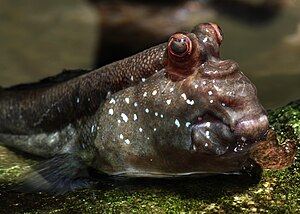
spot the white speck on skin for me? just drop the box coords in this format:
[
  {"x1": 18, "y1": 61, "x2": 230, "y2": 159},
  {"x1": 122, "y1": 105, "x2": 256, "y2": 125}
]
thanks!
[
  {"x1": 221, "y1": 103, "x2": 226, "y2": 107},
  {"x1": 213, "y1": 80, "x2": 216, "y2": 83},
  {"x1": 210, "y1": 100, "x2": 214, "y2": 104},
  {"x1": 118, "y1": 119, "x2": 121, "y2": 124},
  {"x1": 147, "y1": 137, "x2": 150, "y2": 140},
  {"x1": 175, "y1": 119, "x2": 180, "y2": 127},
  {"x1": 109, "y1": 98, "x2": 116, "y2": 104},
  {"x1": 125, "y1": 139, "x2": 130, "y2": 144},
  {"x1": 166, "y1": 99, "x2": 172, "y2": 105},
  {"x1": 203, "y1": 37, "x2": 208, "y2": 43},
  {"x1": 145, "y1": 108, "x2": 149, "y2": 113},
  {"x1": 181, "y1": 93, "x2": 187, "y2": 100},
  {"x1": 208, "y1": 91, "x2": 213, "y2": 96},
  {"x1": 76, "y1": 97, "x2": 80, "y2": 104},
  {"x1": 185, "y1": 122, "x2": 191, "y2": 127},
  {"x1": 108, "y1": 109, "x2": 114, "y2": 115},
  {"x1": 125, "y1": 97, "x2": 130, "y2": 104},
  {"x1": 152, "y1": 90, "x2": 157, "y2": 96},
  {"x1": 143, "y1": 92, "x2": 147, "y2": 97},
  {"x1": 155, "y1": 112, "x2": 158, "y2": 116},
  {"x1": 139, "y1": 127, "x2": 143, "y2": 132},
  {"x1": 160, "y1": 114, "x2": 164, "y2": 118},
  {"x1": 213, "y1": 85, "x2": 221, "y2": 92},
  {"x1": 194, "y1": 84, "x2": 199, "y2": 89},
  {"x1": 205, "y1": 122, "x2": 211, "y2": 127},
  {"x1": 121, "y1": 113, "x2": 129, "y2": 122},
  {"x1": 205, "y1": 130, "x2": 210, "y2": 138},
  {"x1": 153, "y1": 128, "x2": 157, "y2": 131},
  {"x1": 170, "y1": 87, "x2": 174, "y2": 92},
  {"x1": 186, "y1": 99, "x2": 194, "y2": 105},
  {"x1": 130, "y1": 75, "x2": 134, "y2": 81},
  {"x1": 91, "y1": 125, "x2": 95, "y2": 133},
  {"x1": 134, "y1": 114, "x2": 138, "y2": 121},
  {"x1": 203, "y1": 81, "x2": 206, "y2": 85},
  {"x1": 142, "y1": 78, "x2": 146, "y2": 82},
  {"x1": 205, "y1": 142, "x2": 209, "y2": 147},
  {"x1": 134, "y1": 102, "x2": 138, "y2": 107},
  {"x1": 120, "y1": 134, "x2": 124, "y2": 139}
]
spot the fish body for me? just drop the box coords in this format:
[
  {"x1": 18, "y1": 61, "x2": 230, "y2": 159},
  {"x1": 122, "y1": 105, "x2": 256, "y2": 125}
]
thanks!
[{"x1": 0, "y1": 23, "x2": 269, "y2": 193}]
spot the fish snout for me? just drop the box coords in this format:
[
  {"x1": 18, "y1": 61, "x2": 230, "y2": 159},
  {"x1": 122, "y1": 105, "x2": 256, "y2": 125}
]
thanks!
[{"x1": 233, "y1": 114, "x2": 269, "y2": 141}]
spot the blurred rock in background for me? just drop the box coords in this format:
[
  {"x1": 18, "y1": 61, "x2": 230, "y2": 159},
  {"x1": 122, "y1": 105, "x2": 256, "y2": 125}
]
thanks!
[{"x1": 89, "y1": 0, "x2": 287, "y2": 67}]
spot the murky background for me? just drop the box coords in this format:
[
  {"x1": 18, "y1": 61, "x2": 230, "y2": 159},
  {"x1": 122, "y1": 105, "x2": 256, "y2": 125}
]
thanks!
[
  {"x1": 0, "y1": 1, "x2": 300, "y2": 213},
  {"x1": 0, "y1": 0, "x2": 299, "y2": 109}
]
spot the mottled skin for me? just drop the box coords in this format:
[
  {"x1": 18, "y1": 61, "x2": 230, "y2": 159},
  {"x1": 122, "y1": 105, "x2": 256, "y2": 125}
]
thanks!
[
  {"x1": 0, "y1": 45, "x2": 165, "y2": 134},
  {"x1": 0, "y1": 23, "x2": 295, "y2": 193}
]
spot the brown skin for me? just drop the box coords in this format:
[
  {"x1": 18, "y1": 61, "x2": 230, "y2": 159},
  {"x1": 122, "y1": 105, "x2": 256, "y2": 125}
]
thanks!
[
  {"x1": 0, "y1": 23, "x2": 295, "y2": 193},
  {"x1": 0, "y1": 43, "x2": 166, "y2": 134}
]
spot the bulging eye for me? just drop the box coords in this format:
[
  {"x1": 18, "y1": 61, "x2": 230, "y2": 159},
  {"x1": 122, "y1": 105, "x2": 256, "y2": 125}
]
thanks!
[
  {"x1": 209, "y1": 23, "x2": 223, "y2": 46},
  {"x1": 168, "y1": 34, "x2": 192, "y2": 58}
]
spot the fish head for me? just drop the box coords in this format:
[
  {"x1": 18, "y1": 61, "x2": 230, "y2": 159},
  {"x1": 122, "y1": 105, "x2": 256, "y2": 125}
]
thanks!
[{"x1": 161, "y1": 23, "x2": 268, "y2": 156}]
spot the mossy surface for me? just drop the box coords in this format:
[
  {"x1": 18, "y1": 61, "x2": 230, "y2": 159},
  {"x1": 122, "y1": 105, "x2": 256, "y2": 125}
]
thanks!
[{"x1": 0, "y1": 100, "x2": 299, "y2": 213}]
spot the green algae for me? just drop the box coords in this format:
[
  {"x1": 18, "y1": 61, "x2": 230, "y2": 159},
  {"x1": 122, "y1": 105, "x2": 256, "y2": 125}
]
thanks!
[
  {"x1": 0, "y1": 100, "x2": 299, "y2": 213},
  {"x1": 268, "y1": 99, "x2": 300, "y2": 170},
  {"x1": 268, "y1": 99, "x2": 300, "y2": 140}
]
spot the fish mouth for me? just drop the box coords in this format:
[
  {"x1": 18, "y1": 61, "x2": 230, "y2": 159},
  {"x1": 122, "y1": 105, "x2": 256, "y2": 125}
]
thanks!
[
  {"x1": 190, "y1": 114, "x2": 234, "y2": 156},
  {"x1": 190, "y1": 112, "x2": 268, "y2": 155}
]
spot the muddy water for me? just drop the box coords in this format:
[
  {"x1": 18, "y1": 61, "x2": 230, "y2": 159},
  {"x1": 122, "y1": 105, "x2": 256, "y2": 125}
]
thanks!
[
  {"x1": 217, "y1": 1, "x2": 300, "y2": 108},
  {"x1": 0, "y1": 0, "x2": 97, "y2": 86},
  {"x1": 0, "y1": 0, "x2": 299, "y2": 109}
]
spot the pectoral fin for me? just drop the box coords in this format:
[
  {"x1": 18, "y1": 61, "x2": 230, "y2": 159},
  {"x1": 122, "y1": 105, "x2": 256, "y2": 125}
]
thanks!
[{"x1": 14, "y1": 154, "x2": 90, "y2": 194}]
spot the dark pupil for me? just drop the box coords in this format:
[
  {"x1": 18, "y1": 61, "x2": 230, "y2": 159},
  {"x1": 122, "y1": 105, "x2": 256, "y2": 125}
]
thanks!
[{"x1": 170, "y1": 39, "x2": 187, "y2": 55}]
